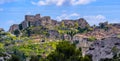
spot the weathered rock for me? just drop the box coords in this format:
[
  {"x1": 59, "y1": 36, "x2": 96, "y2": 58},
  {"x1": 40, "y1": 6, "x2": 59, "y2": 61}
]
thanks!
[
  {"x1": 48, "y1": 30, "x2": 60, "y2": 39},
  {"x1": 86, "y1": 37, "x2": 120, "y2": 61},
  {"x1": 77, "y1": 18, "x2": 90, "y2": 28},
  {"x1": 9, "y1": 24, "x2": 19, "y2": 33},
  {"x1": 112, "y1": 23, "x2": 120, "y2": 28},
  {"x1": 21, "y1": 21, "x2": 29, "y2": 29},
  {"x1": 62, "y1": 34, "x2": 71, "y2": 41},
  {"x1": 73, "y1": 34, "x2": 93, "y2": 57}
]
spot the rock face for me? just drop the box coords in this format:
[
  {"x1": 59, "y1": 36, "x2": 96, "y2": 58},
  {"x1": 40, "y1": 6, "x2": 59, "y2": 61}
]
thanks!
[
  {"x1": 48, "y1": 30, "x2": 60, "y2": 39},
  {"x1": 112, "y1": 23, "x2": 120, "y2": 28},
  {"x1": 86, "y1": 37, "x2": 120, "y2": 61},
  {"x1": 9, "y1": 24, "x2": 19, "y2": 33},
  {"x1": 77, "y1": 18, "x2": 90, "y2": 28},
  {"x1": 73, "y1": 34, "x2": 93, "y2": 57}
]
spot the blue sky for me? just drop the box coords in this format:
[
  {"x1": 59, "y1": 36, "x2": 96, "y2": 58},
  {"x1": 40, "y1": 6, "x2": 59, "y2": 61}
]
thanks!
[{"x1": 0, "y1": 0, "x2": 120, "y2": 31}]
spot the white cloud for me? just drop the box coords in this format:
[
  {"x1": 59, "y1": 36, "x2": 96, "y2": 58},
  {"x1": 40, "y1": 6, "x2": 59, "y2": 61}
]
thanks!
[
  {"x1": 70, "y1": 13, "x2": 80, "y2": 17},
  {"x1": 31, "y1": 1, "x2": 46, "y2": 6},
  {"x1": 31, "y1": 0, "x2": 96, "y2": 6},
  {"x1": 70, "y1": 0, "x2": 96, "y2": 5},
  {"x1": 56, "y1": 13, "x2": 80, "y2": 21},
  {"x1": 83, "y1": 15, "x2": 107, "y2": 25},
  {"x1": 31, "y1": 0, "x2": 65, "y2": 6},
  {"x1": 0, "y1": 0, "x2": 16, "y2": 4}
]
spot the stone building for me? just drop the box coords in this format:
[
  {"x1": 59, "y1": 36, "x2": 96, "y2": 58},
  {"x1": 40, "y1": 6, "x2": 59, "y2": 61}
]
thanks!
[
  {"x1": 20, "y1": 14, "x2": 41, "y2": 29},
  {"x1": 25, "y1": 14, "x2": 40, "y2": 21},
  {"x1": 20, "y1": 14, "x2": 53, "y2": 30},
  {"x1": 40, "y1": 16, "x2": 52, "y2": 26}
]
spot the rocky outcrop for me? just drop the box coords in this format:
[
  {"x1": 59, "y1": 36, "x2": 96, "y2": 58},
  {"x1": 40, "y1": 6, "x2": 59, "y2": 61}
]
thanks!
[
  {"x1": 112, "y1": 23, "x2": 120, "y2": 28},
  {"x1": 73, "y1": 34, "x2": 120, "y2": 61},
  {"x1": 48, "y1": 30, "x2": 60, "y2": 39},
  {"x1": 9, "y1": 24, "x2": 19, "y2": 33},
  {"x1": 77, "y1": 18, "x2": 90, "y2": 28},
  {"x1": 73, "y1": 34, "x2": 93, "y2": 57},
  {"x1": 86, "y1": 37, "x2": 120, "y2": 61},
  {"x1": 61, "y1": 18, "x2": 89, "y2": 29}
]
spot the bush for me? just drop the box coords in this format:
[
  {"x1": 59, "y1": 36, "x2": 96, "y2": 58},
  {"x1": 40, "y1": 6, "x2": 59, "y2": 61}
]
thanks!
[
  {"x1": 88, "y1": 36, "x2": 97, "y2": 42},
  {"x1": 44, "y1": 41, "x2": 92, "y2": 61},
  {"x1": 9, "y1": 54, "x2": 20, "y2": 61}
]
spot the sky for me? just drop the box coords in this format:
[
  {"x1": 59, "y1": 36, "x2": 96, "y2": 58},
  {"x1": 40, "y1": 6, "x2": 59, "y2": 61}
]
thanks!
[{"x1": 0, "y1": 0, "x2": 120, "y2": 31}]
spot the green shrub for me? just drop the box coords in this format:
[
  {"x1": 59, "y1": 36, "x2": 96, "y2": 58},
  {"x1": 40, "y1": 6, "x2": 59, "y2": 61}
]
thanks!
[
  {"x1": 88, "y1": 36, "x2": 97, "y2": 42},
  {"x1": 9, "y1": 54, "x2": 20, "y2": 61}
]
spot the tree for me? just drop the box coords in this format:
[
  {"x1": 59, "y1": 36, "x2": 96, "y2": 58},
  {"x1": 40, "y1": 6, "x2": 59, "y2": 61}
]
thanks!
[
  {"x1": 0, "y1": 43, "x2": 5, "y2": 52},
  {"x1": 14, "y1": 29, "x2": 20, "y2": 37},
  {"x1": 61, "y1": 22, "x2": 65, "y2": 28},
  {"x1": 67, "y1": 30, "x2": 77, "y2": 40},
  {"x1": 44, "y1": 41, "x2": 92, "y2": 61},
  {"x1": 26, "y1": 28, "x2": 31, "y2": 37},
  {"x1": 74, "y1": 22, "x2": 79, "y2": 28},
  {"x1": 19, "y1": 24, "x2": 23, "y2": 30}
]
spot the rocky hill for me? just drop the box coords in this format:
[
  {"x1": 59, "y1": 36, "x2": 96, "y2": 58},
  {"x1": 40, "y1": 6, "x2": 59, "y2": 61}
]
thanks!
[
  {"x1": 7, "y1": 13, "x2": 120, "y2": 61},
  {"x1": 9, "y1": 14, "x2": 90, "y2": 41}
]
